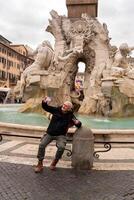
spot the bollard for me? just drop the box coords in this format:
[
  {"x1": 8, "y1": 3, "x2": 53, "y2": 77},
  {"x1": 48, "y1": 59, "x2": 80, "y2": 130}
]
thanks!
[{"x1": 71, "y1": 126, "x2": 94, "y2": 170}]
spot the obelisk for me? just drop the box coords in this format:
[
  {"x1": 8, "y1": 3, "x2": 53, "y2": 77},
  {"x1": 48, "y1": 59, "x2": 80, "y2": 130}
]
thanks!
[{"x1": 66, "y1": 0, "x2": 98, "y2": 18}]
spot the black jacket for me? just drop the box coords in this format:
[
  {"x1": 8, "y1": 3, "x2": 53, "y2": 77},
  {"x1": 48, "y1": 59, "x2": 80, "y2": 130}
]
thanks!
[{"x1": 42, "y1": 101, "x2": 82, "y2": 136}]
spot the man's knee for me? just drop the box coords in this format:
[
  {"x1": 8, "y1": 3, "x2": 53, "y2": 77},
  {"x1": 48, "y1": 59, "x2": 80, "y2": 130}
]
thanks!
[
  {"x1": 39, "y1": 143, "x2": 45, "y2": 149},
  {"x1": 39, "y1": 139, "x2": 47, "y2": 149}
]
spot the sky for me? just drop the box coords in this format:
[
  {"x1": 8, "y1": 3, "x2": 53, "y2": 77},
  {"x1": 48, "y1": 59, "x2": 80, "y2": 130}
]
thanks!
[{"x1": 0, "y1": 0, "x2": 134, "y2": 50}]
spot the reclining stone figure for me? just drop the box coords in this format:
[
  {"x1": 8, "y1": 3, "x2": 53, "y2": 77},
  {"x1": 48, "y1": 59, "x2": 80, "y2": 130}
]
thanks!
[{"x1": 19, "y1": 40, "x2": 54, "y2": 97}]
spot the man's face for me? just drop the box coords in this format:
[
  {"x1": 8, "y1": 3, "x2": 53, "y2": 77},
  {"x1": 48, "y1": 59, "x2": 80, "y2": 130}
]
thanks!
[{"x1": 61, "y1": 103, "x2": 71, "y2": 112}]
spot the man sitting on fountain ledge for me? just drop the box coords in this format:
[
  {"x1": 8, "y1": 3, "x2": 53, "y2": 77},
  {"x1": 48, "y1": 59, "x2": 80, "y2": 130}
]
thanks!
[{"x1": 34, "y1": 96, "x2": 82, "y2": 172}]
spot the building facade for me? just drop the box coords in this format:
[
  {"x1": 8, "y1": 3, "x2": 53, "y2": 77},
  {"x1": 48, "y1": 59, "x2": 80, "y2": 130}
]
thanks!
[{"x1": 0, "y1": 35, "x2": 33, "y2": 87}]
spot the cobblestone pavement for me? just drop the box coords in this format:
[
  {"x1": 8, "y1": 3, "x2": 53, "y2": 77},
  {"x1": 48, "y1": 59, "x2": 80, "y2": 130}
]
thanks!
[{"x1": 0, "y1": 139, "x2": 134, "y2": 200}]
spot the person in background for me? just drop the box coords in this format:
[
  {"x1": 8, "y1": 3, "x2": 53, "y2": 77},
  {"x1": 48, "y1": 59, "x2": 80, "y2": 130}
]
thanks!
[{"x1": 34, "y1": 96, "x2": 82, "y2": 172}]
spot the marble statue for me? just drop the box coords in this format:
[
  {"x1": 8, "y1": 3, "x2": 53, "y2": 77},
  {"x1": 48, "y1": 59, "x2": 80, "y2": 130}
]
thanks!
[
  {"x1": 112, "y1": 43, "x2": 134, "y2": 69},
  {"x1": 17, "y1": 9, "x2": 134, "y2": 117},
  {"x1": 19, "y1": 40, "x2": 54, "y2": 98}
]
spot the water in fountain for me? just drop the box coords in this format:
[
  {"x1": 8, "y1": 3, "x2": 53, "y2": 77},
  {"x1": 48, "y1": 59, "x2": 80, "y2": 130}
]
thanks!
[
  {"x1": 0, "y1": 104, "x2": 134, "y2": 129},
  {"x1": 0, "y1": 104, "x2": 49, "y2": 127}
]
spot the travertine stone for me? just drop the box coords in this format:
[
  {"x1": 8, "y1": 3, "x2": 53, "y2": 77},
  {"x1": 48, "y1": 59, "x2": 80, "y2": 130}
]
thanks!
[
  {"x1": 16, "y1": 8, "x2": 134, "y2": 117},
  {"x1": 72, "y1": 127, "x2": 94, "y2": 170}
]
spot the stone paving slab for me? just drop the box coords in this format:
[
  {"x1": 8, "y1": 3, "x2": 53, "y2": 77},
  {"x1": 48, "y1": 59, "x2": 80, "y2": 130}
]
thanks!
[
  {"x1": 0, "y1": 139, "x2": 134, "y2": 170},
  {"x1": 0, "y1": 140, "x2": 23, "y2": 152},
  {"x1": 0, "y1": 162, "x2": 134, "y2": 200}
]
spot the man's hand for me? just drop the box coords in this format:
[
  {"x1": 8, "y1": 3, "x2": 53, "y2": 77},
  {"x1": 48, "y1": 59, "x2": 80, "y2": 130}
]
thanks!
[
  {"x1": 72, "y1": 119, "x2": 82, "y2": 128},
  {"x1": 72, "y1": 119, "x2": 80, "y2": 125},
  {"x1": 43, "y1": 96, "x2": 51, "y2": 104}
]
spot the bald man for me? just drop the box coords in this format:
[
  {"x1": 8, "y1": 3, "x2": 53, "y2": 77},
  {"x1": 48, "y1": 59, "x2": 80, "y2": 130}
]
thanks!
[{"x1": 34, "y1": 97, "x2": 82, "y2": 172}]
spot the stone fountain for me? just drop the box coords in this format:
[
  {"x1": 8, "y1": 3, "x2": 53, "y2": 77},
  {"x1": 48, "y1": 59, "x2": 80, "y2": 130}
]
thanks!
[{"x1": 14, "y1": 0, "x2": 134, "y2": 117}]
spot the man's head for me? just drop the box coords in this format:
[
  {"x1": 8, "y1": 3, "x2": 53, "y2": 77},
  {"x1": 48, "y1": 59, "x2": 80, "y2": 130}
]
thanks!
[{"x1": 61, "y1": 101, "x2": 73, "y2": 112}]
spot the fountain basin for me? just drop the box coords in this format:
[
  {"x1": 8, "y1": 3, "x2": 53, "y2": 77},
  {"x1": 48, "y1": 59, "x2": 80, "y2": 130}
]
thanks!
[{"x1": 0, "y1": 104, "x2": 134, "y2": 129}]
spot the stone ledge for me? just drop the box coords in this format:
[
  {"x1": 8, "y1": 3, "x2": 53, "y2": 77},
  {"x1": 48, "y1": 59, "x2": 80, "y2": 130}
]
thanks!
[{"x1": 0, "y1": 122, "x2": 134, "y2": 143}]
